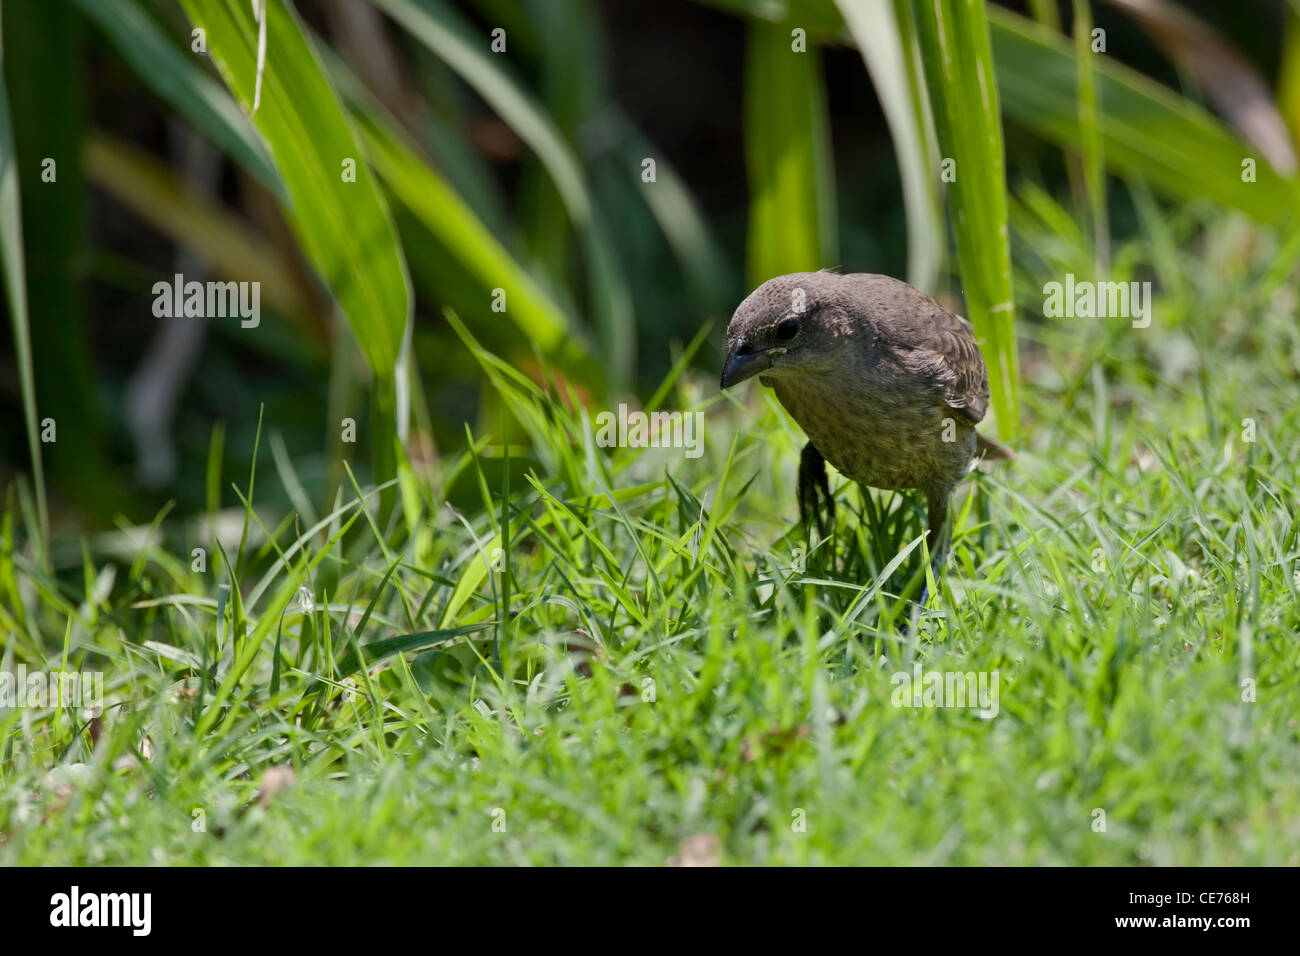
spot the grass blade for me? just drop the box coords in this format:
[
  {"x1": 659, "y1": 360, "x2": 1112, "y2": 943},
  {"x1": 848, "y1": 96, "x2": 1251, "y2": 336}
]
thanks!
[
  {"x1": 0, "y1": 58, "x2": 45, "y2": 552},
  {"x1": 913, "y1": 0, "x2": 1020, "y2": 438},
  {"x1": 322, "y1": 54, "x2": 598, "y2": 384},
  {"x1": 990, "y1": 7, "x2": 1300, "y2": 224},
  {"x1": 744, "y1": 17, "x2": 838, "y2": 284},
  {"x1": 71, "y1": 0, "x2": 284, "y2": 199},
  {"x1": 330, "y1": 624, "x2": 492, "y2": 683},
  {"x1": 836, "y1": 0, "x2": 944, "y2": 292},
  {"x1": 372, "y1": 0, "x2": 634, "y2": 387},
  {"x1": 180, "y1": 0, "x2": 413, "y2": 463}
]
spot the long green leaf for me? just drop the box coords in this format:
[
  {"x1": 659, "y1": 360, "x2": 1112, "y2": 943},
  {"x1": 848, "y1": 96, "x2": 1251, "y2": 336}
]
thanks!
[
  {"x1": 3, "y1": 1, "x2": 124, "y2": 518},
  {"x1": 330, "y1": 623, "x2": 491, "y2": 682},
  {"x1": 990, "y1": 7, "x2": 1300, "y2": 225},
  {"x1": 600, "y1": 111, "x2": 735, "y2": 320},
  {"x1": 1282, "y1": 4, "x2": 1300, "y2": 149},
  {"x1": 705, "y1": 0, "x2": 848, "y2": 35},
  {"x1": 71, "y1": 0, "x2": 284, "y2": 200},
  {"x1": 371, "y1": 0, "x2": 634, "y2": 388},
  {"x1": 84, "y1": 134, "x2": 307, "y2": 318},
  {"x1": 835, "y1": 0, "x2": 943, "y2": 292},
  {"x1": 913, "y1": 0, "x2": 1020, "y2": 438},
  {"x1": 179, "y1": 0, "x2": 412, "y2": 437},
  {"x1": 316, "y1": 48, "x2": 584, "y2": 368},
  {"x1": 515, "y1": 0, "x2": 597, "y2": 282},
  {"x1": 698, "y1": 0, "x2": 1300, "y2": 224},
  {"x1": 0, "y1": 51, "x2": 45, "y2": 551},
  {"x1": 1072, "y1": 0, "x2": 1106, "y2": 271},
  {"x1": 348, "y1": 100, "x2": 600, "y2": 383},
  {"x1": 744, "y1": 17, "x2": 837, "y2": 286}
]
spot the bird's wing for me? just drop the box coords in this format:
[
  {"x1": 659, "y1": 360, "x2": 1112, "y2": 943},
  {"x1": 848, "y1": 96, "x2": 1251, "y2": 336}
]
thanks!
[
  {"x1": 845, "y1": 274, "x2": 991, "y2": 424},
  {"x1": 910, "y1": 308, "x2": 990, "y2": 424}
]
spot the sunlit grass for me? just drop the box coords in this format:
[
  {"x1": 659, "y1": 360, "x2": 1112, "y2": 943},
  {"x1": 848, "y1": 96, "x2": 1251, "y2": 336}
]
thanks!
[{"x1": 2, "y1": 201, "x2": 1298, "y2": 865}]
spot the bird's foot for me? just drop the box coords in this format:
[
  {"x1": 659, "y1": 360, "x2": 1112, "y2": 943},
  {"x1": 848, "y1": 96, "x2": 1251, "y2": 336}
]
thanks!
[
  {"x1": 913, "y1": 518, "x2": 952, "y2": 611},
  {"x1": 798, "y1": 442, "x2": 835, "y2": 550}
]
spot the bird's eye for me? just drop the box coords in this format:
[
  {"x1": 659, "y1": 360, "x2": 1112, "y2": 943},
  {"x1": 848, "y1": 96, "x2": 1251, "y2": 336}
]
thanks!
[{"x1": 776, "y1": 318, "x2": 799, "y2": 340}]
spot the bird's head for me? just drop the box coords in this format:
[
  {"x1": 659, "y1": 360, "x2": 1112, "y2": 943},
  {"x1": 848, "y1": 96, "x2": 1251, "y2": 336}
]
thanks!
[{"x1": 720, "y1": 272, "x2": 854, "y2": 390}]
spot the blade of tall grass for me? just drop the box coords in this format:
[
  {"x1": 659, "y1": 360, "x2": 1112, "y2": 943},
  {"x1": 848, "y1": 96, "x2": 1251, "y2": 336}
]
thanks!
[
  {"x1": 180, "y1": 0, "x2": 413, "y2": 486},
  {"x1": 702, "y1": 0, "x2": 848, "y2": 35},
  {"x1": 744, "y1": 18, "x2": 837, "y2": 285},
  {"x1": 372, "y1": 0, "x2": 634, "y2": 388},
  {"x1": 1282, "y1": 3, "x2": 1300, "y2": 150},
  {"x1": 514, "y1": 0, "x2": 598, "y2": 282},
  {"x1": 835, "y1": 0, "x2": 943, "y2": 292},
  {"x1": 913, "y1": 0, "x2": 1020, "y2": 438},
  {"x1": 71, "y1": 0, "x2": 284, "y2": 199},
  {"x1": 84, "y1": 134, "x2": 308, "y2": 316},
  {"x1": 596, "y1": 111, "x2": 736, "y2": 322},
  {"x1": 323, "y1": 55, "x2": 598, "y2": 384},
  {"x1": 701, "y1": 0, "x2": 1300, "y2": 224},
  {"x1": 1073, "y1": 0, "x2": 1107, "y2": 272},
  {"x1": 1028, "y1": 0, "x2": 1062, "y2": 30},
  {"x1": 0, "y1": 59, "x2": 45, "y2": 553},
  {"x1": 3, "y1": 1, "x2": 122, "y2": 517},
  {"x1": 329, "y1": 624, "x2": 493, "y2": 684},
  {"x1": 990, "y1": 7, "x2": 1300, "y2": 224},
  {"x1": 1102, "y1": 0, "x2": 1297, "y2": 175}
]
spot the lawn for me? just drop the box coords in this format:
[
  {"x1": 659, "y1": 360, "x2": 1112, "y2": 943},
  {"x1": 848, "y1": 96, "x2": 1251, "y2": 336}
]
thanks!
[{"x1": 3, "y1": 205, "x2": 1297, "y2": 866}]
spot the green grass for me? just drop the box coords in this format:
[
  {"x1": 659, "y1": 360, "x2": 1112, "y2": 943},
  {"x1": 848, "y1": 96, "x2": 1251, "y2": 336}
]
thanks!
[{"x1": 2, "y1": 204, "x2": 1299, "y2": 866}]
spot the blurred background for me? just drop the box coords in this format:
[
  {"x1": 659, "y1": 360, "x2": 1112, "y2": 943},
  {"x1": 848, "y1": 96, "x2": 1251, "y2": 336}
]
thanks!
[{"x1": 1, "y1": 0, "x2": 1297, "y2": 536}]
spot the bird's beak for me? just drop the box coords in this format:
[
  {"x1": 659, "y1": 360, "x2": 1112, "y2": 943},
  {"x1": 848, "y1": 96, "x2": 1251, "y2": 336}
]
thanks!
[{"x1": 720, "y1": 344, "x2": 782, "y2": 389}]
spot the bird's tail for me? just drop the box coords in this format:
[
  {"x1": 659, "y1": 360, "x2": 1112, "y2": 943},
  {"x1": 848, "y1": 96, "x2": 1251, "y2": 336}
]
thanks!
[{"x1": 975, "y1": 431, "x2": 1015, "y2": 462}]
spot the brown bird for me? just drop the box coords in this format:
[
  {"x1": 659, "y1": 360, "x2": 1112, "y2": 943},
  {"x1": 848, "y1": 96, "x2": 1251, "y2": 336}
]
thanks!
[{"x1": 721, "y1": 271, "x2": 1011, "y2": 579}]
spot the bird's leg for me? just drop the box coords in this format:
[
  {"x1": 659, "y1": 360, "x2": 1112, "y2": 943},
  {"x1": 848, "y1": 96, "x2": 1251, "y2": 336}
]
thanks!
[
  {"x1": 918, "y1": 490, "x2": 953, "y2": 606},
  {"x1": 925, "y1": 492, "x2": 952, "y2": 570},
  {"x1": 798, "y1": 442, "x2": 835, "y2": 546}
]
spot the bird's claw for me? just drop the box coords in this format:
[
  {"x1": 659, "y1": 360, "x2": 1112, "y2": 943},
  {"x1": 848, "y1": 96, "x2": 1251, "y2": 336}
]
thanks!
[{"x1": 798, "y1": 442, "x2": 835, "y2": 546}]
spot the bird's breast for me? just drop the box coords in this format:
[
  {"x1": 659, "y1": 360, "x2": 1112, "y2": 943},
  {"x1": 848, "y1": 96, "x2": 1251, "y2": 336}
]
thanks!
[{"x1": 771, "y1": 378, "x2": 973, "y2": 493}]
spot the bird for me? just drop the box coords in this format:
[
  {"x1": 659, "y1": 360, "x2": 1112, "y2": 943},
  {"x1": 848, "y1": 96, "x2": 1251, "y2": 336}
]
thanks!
[{"x1": 720, "y1": 271, "x2": 1011, "y2": 587}]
